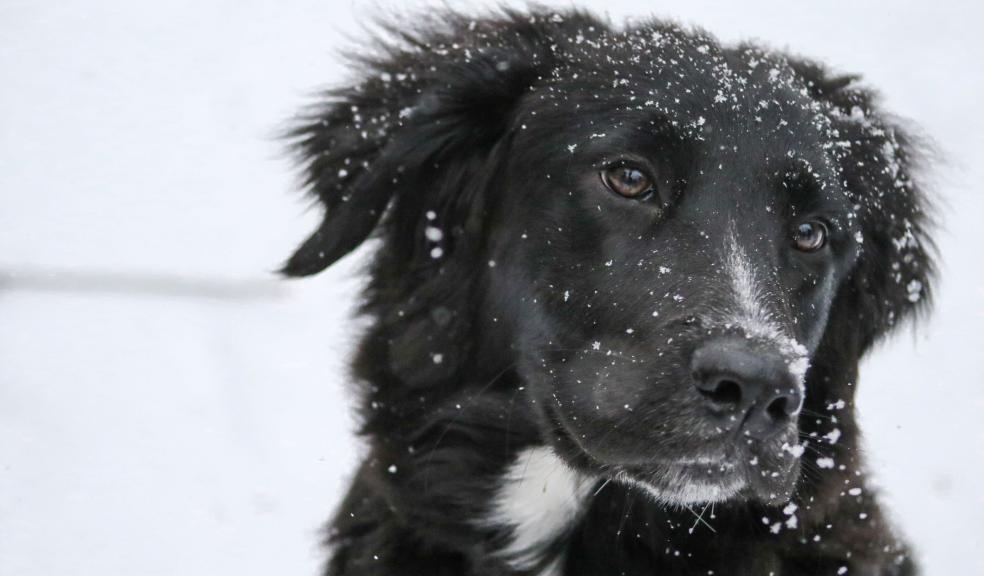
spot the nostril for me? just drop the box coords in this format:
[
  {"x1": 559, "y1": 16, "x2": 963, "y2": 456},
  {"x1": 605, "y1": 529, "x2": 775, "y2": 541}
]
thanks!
[
  {"x1": 766, "y1": 395, "x2": 790, "y2": 422},
  {"x1": 697, "y1": 378, "x2": 743, "y2": 407}
]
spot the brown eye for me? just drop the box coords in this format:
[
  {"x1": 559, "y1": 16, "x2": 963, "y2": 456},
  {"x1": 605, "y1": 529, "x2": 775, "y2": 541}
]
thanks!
[
  {"x1": 601, "y1": 164, "x2": 654, "y2": 199},
  {"x1": 793, "y1": 220, "x2": 828, "y2": 252}
]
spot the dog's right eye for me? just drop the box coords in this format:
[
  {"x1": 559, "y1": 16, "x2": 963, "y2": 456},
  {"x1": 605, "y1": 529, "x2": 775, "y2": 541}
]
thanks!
[
  {"x1": 600, "y1": 163, "x2": 655, "y2": 199},
  {"x1": 792, "y1": 220, "x2": 829, "y2": 252}
]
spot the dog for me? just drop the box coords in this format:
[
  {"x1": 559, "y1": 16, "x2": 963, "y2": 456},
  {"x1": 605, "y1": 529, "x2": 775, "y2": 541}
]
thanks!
[{"x1": 282, "y1": 7, "x2": 933, "y2": 575}]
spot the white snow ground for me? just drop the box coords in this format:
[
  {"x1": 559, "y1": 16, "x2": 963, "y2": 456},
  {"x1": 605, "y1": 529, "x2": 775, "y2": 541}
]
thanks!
[{"x1": 1, "y1": 1, "x2": 981, "y2": 574}]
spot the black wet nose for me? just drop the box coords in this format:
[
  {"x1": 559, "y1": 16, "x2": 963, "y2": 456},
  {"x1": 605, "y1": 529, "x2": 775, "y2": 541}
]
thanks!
[{"x1": 691, "y1": 337, "x2": 803, "y2": 439}]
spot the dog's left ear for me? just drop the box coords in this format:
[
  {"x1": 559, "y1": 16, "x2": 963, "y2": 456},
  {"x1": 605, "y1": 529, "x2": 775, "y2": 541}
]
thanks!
[
  {"x1": 791, "y1": 59, "x2": 936, "y2": 353},
  {"x1": 281, "y1": 13, "x2": 566, "y2": 277}
]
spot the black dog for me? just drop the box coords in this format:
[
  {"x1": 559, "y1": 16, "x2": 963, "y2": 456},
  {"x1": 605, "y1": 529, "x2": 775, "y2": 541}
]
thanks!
[{"x1": 282, "y1": 8, "x2": 933, "y2": 575}]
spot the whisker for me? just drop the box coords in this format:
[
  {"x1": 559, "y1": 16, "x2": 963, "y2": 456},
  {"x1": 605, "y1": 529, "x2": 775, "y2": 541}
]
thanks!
[
  {"x1": 687, "y1": 502, "x2": 717, "y2": 534},
  {"x1": 615, "y1": 489, "x2": 637, "y2": 544},
  {"x1": 594, "y1": 477, "x2": 612, "y2": 496}
]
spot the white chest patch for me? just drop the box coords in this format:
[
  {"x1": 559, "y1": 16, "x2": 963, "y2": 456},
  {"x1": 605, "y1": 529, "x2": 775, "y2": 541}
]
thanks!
[{"x1": 485, "y1": 446, "x2": 594, "y2": 572}]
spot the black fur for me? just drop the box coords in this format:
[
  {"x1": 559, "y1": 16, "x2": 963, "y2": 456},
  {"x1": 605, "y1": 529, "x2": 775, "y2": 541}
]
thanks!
[{"x1": 282, "y1": 7, "x2": 933, "y2": 575}]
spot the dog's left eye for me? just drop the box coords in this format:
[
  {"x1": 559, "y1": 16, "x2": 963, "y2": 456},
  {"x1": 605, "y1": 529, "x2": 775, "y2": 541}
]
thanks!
[
  {"x1": 600, "y1": 163, "x2": 655, "y2": 199},
  {"x1": 792, "y1": 220, "x2": 828, "y2": 252}
]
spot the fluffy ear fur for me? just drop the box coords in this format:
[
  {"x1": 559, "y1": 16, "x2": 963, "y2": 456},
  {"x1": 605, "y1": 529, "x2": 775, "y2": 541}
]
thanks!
[
  {"x1": 281, "y1": 11, "x2": 579, "y2": 277},
  {"x1": 791, "y1": 59, "x2": 935, "y2": 355},
  {"x1": 282, "y1": 10, "x2": 606, "y2": 386}
]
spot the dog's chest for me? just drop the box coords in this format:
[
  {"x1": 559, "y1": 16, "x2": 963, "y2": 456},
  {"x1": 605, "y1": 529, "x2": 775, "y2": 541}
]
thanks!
[{"x1": 485, "y1": 447, "x2": 594, "y2": 574}]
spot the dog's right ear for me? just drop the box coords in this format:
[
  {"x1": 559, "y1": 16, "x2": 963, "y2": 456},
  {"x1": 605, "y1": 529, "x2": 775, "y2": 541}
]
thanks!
[
  {"x1": 788, "y1": 58, "x2": 936, "y2": 354},
  {"x1": 281, "y1": 11, "x2": 576, "y2": 277}
]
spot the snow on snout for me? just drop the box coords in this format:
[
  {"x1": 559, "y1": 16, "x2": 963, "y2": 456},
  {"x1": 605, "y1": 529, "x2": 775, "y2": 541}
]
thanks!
[{"x1": 719, "y1": 231, "x2": 811, "y2": 392}]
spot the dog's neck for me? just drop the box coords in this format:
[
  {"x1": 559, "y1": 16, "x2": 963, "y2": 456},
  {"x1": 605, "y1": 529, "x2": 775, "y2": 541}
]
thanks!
[
  {"x1": 347, "y1": 297, "x2": 907, "y2": 573},
  {"x1": 479, "y1": 421, "x2": 878, "y2": 575}
]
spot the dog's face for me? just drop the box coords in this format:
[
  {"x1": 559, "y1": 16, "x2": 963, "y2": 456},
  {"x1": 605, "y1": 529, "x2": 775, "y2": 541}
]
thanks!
[
  {"x1": 284, "y1": 14, "x2": 931, "y2": 510},
  {"x1": 485, "y1": 50, "x2": 862, "y2": 505}
]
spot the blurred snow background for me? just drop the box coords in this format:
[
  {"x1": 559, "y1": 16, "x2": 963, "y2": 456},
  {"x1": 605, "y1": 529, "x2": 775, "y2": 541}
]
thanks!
[{"x1": 0, "y1": 1, "x2": 981, "y2": 574}]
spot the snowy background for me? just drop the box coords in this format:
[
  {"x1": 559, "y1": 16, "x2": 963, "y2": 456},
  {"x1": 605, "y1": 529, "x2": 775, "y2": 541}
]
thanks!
[{"x1": 1, "y1": 1, "x2": 981, "y2": 574}]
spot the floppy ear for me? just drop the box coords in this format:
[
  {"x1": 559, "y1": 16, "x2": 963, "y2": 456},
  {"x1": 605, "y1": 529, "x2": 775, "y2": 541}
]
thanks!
[
  {"x1": 281, "y1": 12, "x2": 564, "y2": 277},
  {"x1": 791, "y1": 59, "x2": 935, "y2": 353}
]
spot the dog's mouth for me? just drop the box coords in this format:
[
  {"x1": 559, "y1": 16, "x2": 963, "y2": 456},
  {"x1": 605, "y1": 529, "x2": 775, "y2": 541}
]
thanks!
[
  {"x1": 542, "y1": 403, "x2": 800, "y2": 506},
  {"x1": 613, "y1": 460, "x2": 747, "y2": 505}
]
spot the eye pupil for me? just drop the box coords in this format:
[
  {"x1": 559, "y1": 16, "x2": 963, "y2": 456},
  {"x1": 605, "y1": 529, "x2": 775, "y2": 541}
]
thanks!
[
  {"x1": 793, "y1": 221, "x2": 828, "y2": 252},
  {"x1": 622, "y1": 168, "x2": 644, "y2": 185}
]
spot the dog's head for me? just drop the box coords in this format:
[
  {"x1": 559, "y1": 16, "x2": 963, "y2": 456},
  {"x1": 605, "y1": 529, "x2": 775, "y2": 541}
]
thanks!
[{"x1": 284, "y1": 11, "x2": 932, "y2": 507}]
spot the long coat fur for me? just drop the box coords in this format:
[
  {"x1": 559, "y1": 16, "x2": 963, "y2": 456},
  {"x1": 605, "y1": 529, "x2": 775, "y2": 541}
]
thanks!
[{"x1": 282, "y1": 8, "x2": 933, "y2": 576}]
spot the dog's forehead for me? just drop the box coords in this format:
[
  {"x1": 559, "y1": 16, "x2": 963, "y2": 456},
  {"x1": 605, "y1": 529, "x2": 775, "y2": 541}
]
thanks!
[
  {"x1": 544, "y1": 25, "x2": 827, "y2": 142},
  {"x1": 518, "y1": 27, "x2": 847, "y2": 199}
]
